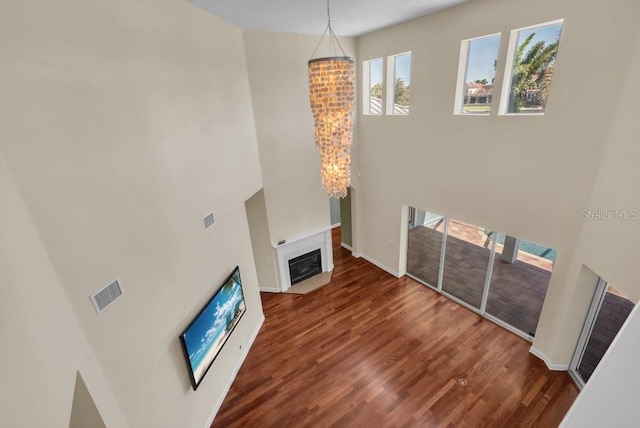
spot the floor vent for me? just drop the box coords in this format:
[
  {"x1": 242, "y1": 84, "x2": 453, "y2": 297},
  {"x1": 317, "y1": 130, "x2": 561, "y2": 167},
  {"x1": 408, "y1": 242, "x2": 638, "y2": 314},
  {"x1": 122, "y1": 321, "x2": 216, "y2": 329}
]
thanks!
[{"x1": 90, "y1": 280, "x2": 123, "y2": 314}]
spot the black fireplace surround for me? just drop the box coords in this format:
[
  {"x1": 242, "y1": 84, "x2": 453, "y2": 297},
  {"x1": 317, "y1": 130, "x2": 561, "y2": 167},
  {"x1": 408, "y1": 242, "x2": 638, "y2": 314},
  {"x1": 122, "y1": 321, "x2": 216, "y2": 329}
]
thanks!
[{"x1": 288, "y1": 249, "x2": 322, "y2": 285}]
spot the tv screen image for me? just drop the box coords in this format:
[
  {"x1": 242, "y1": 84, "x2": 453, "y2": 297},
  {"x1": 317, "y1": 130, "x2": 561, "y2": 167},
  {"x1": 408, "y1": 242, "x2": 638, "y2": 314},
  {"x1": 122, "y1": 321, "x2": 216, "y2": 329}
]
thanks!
[{"x1": 179, "y1": 266, "x2": 246, "y2": 390}]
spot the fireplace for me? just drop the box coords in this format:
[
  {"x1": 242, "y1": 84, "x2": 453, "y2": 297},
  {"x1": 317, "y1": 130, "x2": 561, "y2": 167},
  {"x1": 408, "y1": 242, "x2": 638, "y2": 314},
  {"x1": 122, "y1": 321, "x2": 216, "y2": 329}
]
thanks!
[
  {"x1": 273, "y1": 229, "x2": 333, "y2": 292},
  {"x1": 288, "y1": 249, "x2": 322, "y2": 285}
]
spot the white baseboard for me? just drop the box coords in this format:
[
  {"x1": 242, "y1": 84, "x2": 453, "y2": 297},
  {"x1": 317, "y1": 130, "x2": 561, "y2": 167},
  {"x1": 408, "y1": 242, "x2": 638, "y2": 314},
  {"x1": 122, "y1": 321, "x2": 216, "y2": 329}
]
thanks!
[
  {"x1": 205, "y1": 314, "x2": 265, "y2": 428},
  {"x1": 331, "y1": 222, "x2": 341, "y2": 228},
  {"x1": 358, "y1": 253, "x2": 401, "y2": 278},
  {"x1": 259, "y1": 286, "x2": 280, "y2": 293},
  {"x1": 529, "y1": 346, "x2": 568, "y2": 371},
  {"x1": 340, "y1": 242, "x2": 353, "y2": 252}
]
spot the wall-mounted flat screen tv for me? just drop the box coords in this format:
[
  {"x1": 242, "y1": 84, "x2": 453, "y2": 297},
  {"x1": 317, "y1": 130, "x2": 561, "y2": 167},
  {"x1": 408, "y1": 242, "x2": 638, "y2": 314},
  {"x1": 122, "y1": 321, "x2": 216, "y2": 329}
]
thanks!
[{"x1": 179, "y1": 266, "x2": 246, "y2": 390}]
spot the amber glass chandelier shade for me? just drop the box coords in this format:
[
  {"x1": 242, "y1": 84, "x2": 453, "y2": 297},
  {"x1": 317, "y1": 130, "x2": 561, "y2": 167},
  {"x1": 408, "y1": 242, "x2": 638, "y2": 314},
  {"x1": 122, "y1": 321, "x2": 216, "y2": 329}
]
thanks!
[{"x1": 308, "y1": 56, "x2": 355, "y2": 198}]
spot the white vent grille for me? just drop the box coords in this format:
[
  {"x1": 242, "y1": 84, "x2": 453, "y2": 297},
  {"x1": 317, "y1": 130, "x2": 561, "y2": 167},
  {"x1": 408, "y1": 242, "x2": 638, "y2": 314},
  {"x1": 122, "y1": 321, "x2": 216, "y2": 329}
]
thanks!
[
  {"x1": 203, "y1": 213, "x2": 215, "y2": 230},
  {"x1": 90, "y1": 279, "x2": 123, "y2": 314}
]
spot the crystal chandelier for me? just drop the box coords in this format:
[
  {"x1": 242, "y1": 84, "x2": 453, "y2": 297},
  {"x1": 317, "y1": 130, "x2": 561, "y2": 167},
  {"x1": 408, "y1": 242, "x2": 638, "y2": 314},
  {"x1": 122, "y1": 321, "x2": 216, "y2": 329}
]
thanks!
[{"x1": 308, "y1": 0, "x2": 354, "y2": 199}]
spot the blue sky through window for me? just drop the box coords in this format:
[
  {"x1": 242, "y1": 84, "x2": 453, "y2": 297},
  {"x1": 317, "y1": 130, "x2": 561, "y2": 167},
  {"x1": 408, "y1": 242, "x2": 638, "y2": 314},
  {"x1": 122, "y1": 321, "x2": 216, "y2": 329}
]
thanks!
[
  {"x1": 368, "y1": 54, "x2": 411, "y2": 90},
  {"x1": 370, "y1": 58, "x2": 382, "y2": 89},
  {"x1": 465, "y1": 35, "x2": 500, "y2": 84},
  {"x1": 517, "y1": 22, "x2": 563, "y2": 52},
  {"x1": 464, "y1": 23, "x2": 562, "y2": 85},
  {"x1": 394, "y1": 53, "x2": 411, "y2": 85}
]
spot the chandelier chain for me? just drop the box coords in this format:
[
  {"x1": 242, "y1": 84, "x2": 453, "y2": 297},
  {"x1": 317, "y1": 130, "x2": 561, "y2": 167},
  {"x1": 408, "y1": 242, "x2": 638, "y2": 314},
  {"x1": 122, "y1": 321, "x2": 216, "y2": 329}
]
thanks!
[{"x1": 310, "y1": 0, "x2": 347, "y2": 60}]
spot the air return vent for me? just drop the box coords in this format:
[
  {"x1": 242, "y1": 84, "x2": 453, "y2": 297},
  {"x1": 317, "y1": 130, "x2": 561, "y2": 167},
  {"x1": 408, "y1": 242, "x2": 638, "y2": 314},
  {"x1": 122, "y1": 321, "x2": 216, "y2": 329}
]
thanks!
[
  {"x1": 203, "y1": 213, "x2": 215, "y2": 230},
  {"x1": 90, "y1": 279, "x2": 123, "y2": 314}
]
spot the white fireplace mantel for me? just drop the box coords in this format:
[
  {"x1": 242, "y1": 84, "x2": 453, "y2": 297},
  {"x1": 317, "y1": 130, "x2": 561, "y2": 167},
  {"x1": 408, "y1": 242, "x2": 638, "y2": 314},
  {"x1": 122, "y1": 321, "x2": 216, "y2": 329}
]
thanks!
[{"x1": 273, "y1": 228, "x2": 333, "y2": 292}]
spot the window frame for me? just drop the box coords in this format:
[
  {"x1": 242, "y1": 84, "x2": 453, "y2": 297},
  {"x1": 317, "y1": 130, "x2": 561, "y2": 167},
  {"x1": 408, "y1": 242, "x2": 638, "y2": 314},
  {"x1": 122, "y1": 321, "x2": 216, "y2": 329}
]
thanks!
[
  {"x1": 386, "y1": 51, "x2": 412, "y2": 116},
  {"x1": 453, "y1": 32, "x2": 501, "y2": 115},
  {"x1": 498, "y1": 19, "x2": 564, "y2": 116},
  {"x1": 362, "y1": 58, "x2": 384, "y2": 115}
]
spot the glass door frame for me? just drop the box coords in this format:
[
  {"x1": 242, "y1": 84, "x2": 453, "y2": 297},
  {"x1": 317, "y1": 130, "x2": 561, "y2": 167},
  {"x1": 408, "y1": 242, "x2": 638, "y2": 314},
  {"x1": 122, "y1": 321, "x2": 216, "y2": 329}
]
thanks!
[
  {"x1": 568, "y1": 277, "x2": 608, "y2": 389},
  {"x1": 406, "y1": 214, "x2": 534, "y2": 342}
]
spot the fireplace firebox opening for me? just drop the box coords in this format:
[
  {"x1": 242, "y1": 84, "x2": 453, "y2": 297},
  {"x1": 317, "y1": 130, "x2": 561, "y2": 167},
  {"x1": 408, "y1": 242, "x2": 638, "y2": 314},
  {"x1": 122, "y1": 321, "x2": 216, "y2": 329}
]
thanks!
[{"x1": 288, "y1": 249, "x2": 322, "y2": 285}]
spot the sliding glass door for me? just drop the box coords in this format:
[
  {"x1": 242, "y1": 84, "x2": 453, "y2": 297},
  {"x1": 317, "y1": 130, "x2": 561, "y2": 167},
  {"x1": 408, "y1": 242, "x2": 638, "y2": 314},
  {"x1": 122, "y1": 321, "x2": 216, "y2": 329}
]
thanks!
[
  {"x1": 407, "y1": 209, "x2": 444, "y2": 288},
  {"x1": 570, "y1": 279, "x2": 635, "y2": 387},
  {"x1": 406, "y1": 206, "x2": 557, "y2": 340},
  {"x1": 441, "y1": 220, "x2": 492, "y2": 309},
  {"x1": 485, "y1": 234, "x2": 555, "y2": 336}
]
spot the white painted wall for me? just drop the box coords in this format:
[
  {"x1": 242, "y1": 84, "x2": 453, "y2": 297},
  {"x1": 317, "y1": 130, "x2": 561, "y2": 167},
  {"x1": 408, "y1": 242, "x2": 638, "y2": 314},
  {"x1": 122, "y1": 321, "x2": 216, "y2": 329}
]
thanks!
[
  {"x1": 0, "y1": 152, "x2": 128, "y2": 428},
  {"x1": 245, "y1": 189, "x2": 279, "y2": 291},
  {"x1": 0, "y1": 0, "x2": 264, "y2": 426},
  {"x1": 242, "y1": 30, "x2": 357, "y2": 245},
  {"x1": 537, "y1": 26, "x2": 640, "y2": 365},
  {"x1": 574, "y1": 30, "x2": 640, "y2": 303},
  {"x1": 356, "y1": 0, "x2": 639, "y2": 367}
]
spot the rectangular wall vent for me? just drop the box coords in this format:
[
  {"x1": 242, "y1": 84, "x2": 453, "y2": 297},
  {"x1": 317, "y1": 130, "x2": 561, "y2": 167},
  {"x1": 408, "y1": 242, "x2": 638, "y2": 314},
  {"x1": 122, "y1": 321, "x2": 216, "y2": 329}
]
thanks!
[
  {"x1": 90, "y1": 279, "x2": 123, "y2": 314},
  {"x1": 203, "y1": 213, "x2": 215, "y2": 230}
]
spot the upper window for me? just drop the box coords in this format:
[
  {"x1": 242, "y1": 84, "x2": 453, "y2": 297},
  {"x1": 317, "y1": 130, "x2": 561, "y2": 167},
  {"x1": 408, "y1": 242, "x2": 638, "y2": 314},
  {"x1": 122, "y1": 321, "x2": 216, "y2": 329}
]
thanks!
[
  {"x1": 363, "y1": 58, "x2": 383, "y2": 115},
  {"x1": 454, "y1": 33, "x2": 501, "y2": 115},
  {"x1": 500, "y1": 20, "x2": 564, "y2": 114},
  {"x1": 386, "y1": 52, "x2": 411, "y2": 115}
]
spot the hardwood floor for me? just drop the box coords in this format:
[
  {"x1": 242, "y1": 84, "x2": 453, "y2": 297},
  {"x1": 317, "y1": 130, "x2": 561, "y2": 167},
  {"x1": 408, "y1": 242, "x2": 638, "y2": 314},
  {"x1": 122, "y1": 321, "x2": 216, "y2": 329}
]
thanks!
[{"x1": 214, "y1": 228, "x2": 578, "y2": 427}]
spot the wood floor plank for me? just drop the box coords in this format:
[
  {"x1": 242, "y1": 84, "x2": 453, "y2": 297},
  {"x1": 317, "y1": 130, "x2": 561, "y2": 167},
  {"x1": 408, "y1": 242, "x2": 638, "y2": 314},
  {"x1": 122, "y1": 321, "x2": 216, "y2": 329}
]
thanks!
[{"x1": 213, "y1": 227, "x2": 578, "y2": 427}]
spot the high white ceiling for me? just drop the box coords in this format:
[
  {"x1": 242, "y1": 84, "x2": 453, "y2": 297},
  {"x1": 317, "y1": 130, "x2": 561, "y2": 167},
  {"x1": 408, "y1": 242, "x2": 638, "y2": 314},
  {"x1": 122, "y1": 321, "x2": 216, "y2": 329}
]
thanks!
[{"x1": 188, "y1": 0, "x2": 469, "y2": 37}]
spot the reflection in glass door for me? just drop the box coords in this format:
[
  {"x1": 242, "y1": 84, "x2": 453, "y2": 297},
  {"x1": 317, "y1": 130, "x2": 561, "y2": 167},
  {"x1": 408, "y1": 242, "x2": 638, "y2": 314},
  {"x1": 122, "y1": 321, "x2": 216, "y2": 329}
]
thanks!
[
  {"x1": 570, "y1": 280, "x2": 635, "y2": 388},
  {"x1": 406, "y1": 209, "x2": 445, "y2": 288},
  {"x1": 405, "y1": 206, "x2": 558, "y2": 341},
  {"x1": 485, "y1": 233, "x2": 555, "y2": 336},
  {"x1": 441, "y1": 220, "x2": 493, "y2": 309}
]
